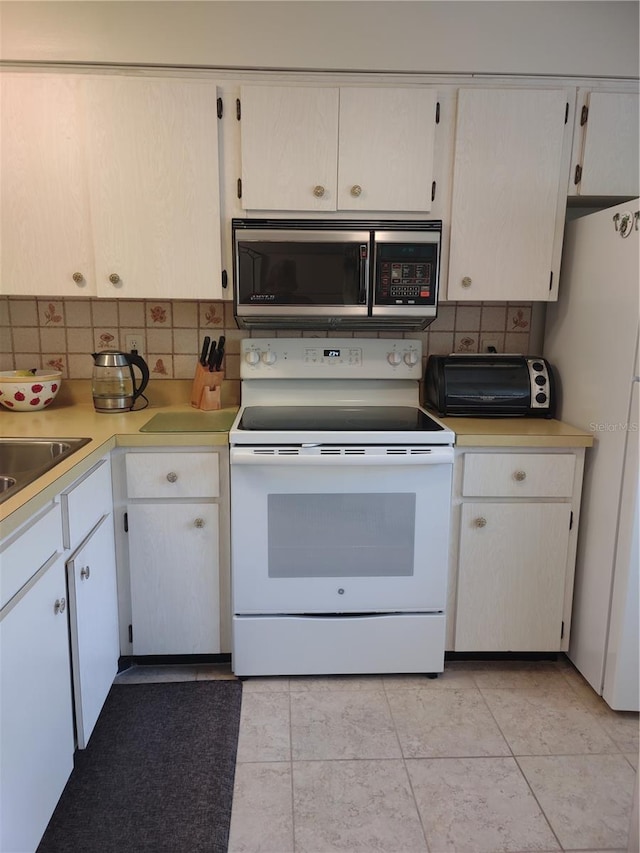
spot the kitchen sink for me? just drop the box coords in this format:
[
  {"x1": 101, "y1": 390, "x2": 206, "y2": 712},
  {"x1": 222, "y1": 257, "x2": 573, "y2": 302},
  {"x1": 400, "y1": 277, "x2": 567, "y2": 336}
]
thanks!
[{"x1": 0, "y1": 437, "x2": 91, "y2": 504}]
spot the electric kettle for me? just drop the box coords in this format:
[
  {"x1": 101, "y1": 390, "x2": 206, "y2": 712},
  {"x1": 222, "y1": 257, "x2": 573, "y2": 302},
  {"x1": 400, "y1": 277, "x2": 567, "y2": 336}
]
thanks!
[{"x1": 91, "y1": 350, "x2": 150, "y2": 413}]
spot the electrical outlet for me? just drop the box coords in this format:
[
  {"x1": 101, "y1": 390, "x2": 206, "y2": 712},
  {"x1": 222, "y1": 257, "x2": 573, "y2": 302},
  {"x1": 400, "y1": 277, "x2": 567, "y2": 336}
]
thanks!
[
  {"x1": 481, "y1": 339, "x2": 499, "y2": 353},
  {"x1": 125, "y1": 334, "x2": 145, "y2": 357}
]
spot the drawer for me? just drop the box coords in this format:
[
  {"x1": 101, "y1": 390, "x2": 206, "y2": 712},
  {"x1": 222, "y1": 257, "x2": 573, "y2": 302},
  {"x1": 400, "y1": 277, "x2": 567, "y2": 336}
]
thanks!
[
  {"x1": 1, "y1": 502, "x2": 63, "y2": 610},
  {"x1": 462, "y1": 453, "x2": 576, "y2": 498},
  {"x1": 125, "y1": 452, "x2": 219, "y2": 499},
  {"x1": 61, "y1": 458, "x2": 113, "y2": 550}
]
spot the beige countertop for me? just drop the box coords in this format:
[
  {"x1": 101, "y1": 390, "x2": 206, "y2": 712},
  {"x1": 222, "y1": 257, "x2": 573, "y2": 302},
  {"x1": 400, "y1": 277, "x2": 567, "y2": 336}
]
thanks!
[
  {"x1": 1, "y1": 380, "x2": 593, "y2": 535},
  {"x1": 440, "y1": 415, "x2": 594, "y2": 448}
]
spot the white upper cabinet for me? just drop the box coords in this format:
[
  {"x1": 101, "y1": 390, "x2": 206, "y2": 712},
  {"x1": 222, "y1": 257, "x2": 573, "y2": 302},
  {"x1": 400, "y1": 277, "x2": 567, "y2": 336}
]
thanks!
[
  {"x1": 239, "y1": 85, "x2": 437, "y2": 212},
  {"x1": 337, "y1": 87, "x2": 437, "y2": 211},
  {"x1": 570, "y1": 90, "x2": 639, "y2": 197},
  {"x1": 1, "y1": 73, "x2": 95, "y2": 296},
  {"x1": 83, "y1": 76, "x2": 223, "y2": 300},
  {"x1": 240, "y1": 85, "x2": 339, "y2": 211},
  {"x1": 1, "y1": 73, "x2": 224, "y2": 300},
  {"x1": 448, "y1": 88, "x2": 574, "y2": 302}
]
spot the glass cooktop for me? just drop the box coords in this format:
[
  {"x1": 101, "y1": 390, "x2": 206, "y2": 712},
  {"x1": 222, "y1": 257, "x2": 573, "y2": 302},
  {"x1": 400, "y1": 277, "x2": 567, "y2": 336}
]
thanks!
[{"x1": 238, "y1": 406, "x2": 445, "y2": 432}]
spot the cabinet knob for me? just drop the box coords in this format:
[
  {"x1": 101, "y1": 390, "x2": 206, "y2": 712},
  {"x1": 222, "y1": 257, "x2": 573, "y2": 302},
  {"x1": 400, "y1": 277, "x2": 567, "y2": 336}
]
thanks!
[
  {"x1": 313, "y1": 185, "x2": 325, "y2": 198},
  {"x1": 72, "y1": 272, "x2": 85, "y2": 285},
  {"x1": 461, "y1": 276, "x2": 472, "y2": 288},
  {"x1": 513, "y1": 470, "x2": 527, "y2": 482},
  {"x1": 474, "y1": 517, "x2": 487, "y2": 528},
  {"x1": 350, "y1": 184, "x2": 362, "y2": 197},
  {"x1": 194, "y1": 517, "x2": 205, "y2": 528},
  {"x1": 166, "y1": 471, "x2": 178, "y2": 483},
  {"x1": 109, "y1": 273, "x2": 121, "y2": 285},
  {"x1": 54, "y1": 597, "x2": 66, "y2": 614},
  {"x1": 80, "y1": 566, "x2": 91, "y2": 580}
]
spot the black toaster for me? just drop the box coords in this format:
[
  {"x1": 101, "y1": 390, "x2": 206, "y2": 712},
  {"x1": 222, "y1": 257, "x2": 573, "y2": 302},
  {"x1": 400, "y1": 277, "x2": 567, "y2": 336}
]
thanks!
[{"x1": 424, "y1": 354, "x2": 556, "y2": 417}]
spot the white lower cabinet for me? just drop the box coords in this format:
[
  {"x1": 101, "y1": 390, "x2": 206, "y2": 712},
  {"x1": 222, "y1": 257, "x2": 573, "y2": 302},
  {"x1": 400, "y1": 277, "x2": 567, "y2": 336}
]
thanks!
[
  {"x1": 122, "y1": 449, "x2": 228, "y2": 656},
  {"x1": 62, "y1": 457, "x2": 119, "y2": 749},
  {"x1": 451, "y1": 448, "x2": 585, "y2": 652},
  {"x1": 0, "y1": 555, "x2": 74, "y2": 853},
  {"x1": 128, "y1": 503, "x2": 220, "y2": 654},
  {"x1": 66, "y1": 513, "x2": 120, "y2": 748}
]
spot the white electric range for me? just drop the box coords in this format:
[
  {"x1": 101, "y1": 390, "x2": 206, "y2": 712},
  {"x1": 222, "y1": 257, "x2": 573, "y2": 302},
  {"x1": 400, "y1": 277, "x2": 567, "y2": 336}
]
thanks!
[{"x1": 229, "y1": 338, "x2": 455, "y2": 676}]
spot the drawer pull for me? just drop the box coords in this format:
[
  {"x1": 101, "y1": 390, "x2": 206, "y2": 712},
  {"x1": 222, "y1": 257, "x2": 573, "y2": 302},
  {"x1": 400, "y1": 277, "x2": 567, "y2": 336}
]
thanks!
[
  {"x1": 513, "y1": 470, "x2": 527, "y2": 482},
  {"x1": 313, "y1": 185, "x2": 325, "y2": 198},
  {"x1": 194, "y1": 518, "x2": 205, "y2": 529},
  {"x1": 166, "y1": 472, "x2": 178, "y2": 483},
  {"x1": 474, "y1": 517, "x2": 487, "y2": 528},
  {"x1": 54, "y1": 597, "x2": 66, "y2": 615},
  {"x1": 80, "y1": 566, "x2": 91, "y2": 581}
]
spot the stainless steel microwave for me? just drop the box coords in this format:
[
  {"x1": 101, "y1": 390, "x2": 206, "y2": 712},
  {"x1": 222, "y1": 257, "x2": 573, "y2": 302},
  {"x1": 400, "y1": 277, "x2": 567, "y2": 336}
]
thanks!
[{"x1": 232, "y1": 218, "x2": 442, "y2": 331}]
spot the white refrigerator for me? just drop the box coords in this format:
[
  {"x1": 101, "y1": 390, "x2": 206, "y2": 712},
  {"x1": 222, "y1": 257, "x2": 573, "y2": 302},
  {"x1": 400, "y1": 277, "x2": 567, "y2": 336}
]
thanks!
[{"x1": 544, "y1": 198, "x2": 639, "y2": 712}]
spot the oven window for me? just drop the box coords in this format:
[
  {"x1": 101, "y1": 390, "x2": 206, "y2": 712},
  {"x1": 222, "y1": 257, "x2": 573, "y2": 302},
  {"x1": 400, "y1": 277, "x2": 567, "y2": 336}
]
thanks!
[
  {"x1": 237, "y1": 241, "x2": 362, "y2": 306},
  {"x1": 267, "y1": 493, "x2": 415, "y2": 578}
]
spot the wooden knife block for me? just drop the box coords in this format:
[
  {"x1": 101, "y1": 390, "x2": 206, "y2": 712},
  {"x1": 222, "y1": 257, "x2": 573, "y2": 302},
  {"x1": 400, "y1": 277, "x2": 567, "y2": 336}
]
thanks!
[{"x1": 190, "y1": 363, "x2": 225, "y2": 411}]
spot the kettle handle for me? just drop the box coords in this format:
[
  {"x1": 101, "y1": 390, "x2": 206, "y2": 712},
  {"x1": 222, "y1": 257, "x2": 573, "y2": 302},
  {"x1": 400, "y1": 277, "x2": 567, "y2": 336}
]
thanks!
[{"x1": 127, "y1": 352, "x2": 150, "y2": 403}]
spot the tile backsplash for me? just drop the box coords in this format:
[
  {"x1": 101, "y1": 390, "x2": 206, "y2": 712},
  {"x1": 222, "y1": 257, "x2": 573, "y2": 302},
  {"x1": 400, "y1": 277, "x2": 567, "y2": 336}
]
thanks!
[{"x1": 1, "y1": 297, "x2": 533, "y2": 380}]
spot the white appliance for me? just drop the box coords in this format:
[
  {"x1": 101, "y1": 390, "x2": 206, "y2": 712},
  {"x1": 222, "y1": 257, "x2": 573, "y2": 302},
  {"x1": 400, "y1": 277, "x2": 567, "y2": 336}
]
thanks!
[
  {"x1": 229, "y1": 338, "x2": 455, "y2": 677},
  {"x1": 544, "y1": 199, "x2": 639, "y2": 711}
]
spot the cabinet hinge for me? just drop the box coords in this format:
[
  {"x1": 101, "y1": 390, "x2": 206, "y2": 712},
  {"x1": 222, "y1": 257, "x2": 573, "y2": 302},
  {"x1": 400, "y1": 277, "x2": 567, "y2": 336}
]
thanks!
[
  {"x1": 574, "y1": 164, "x2": 583, "y2": 186},
  {"x1": 564, "y1": 102, "x2": 569, "y2": 124},
  {"x1": 237, "y1": 178, "x2": 242, "y2": 199},
  {"x1": 435, "y1": 101, "x2": 440, "y2": 124},
  {"x1": 561, "y1": 620, "x2": 565, "y2": 639},
  {"x1": 549, "y1": 271, "x2": 553, "y2": 291},
  {"x1": 431, "y1": 181, "x2": 436, "y2": 202},
  {"x1": 222, "y1": 269, "x2": 228, "y2": 290},
  {"x1": 217, "y1": 97, "x2": 223, "y2": 119},
  {"x1": 128, "y1": 624, "x2": 133, "y2": 643},
  {"x1": 236, "y1": 98, "x2": 241, "y2": 120},
  {"x1": 580, "y1": 105, "x2": 589, "y2": 126},
  {"x1": 569, "y1": 510, "x2": 574, "y2": 530},
  {"x1": 123, "y1": 511, "x2": 128, "y2": 533}
]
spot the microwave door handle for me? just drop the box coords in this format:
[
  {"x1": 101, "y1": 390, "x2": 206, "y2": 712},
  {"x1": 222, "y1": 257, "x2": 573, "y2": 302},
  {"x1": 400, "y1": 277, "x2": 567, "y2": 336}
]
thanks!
[{"x1": 358, "y1": 244, "x2": 368, "y2": 304}]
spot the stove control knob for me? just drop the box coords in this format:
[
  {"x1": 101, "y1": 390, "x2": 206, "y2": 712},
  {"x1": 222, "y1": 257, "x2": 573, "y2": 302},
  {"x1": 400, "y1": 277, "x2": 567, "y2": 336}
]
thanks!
[
  {"x1": 403, "y1": 350, "x2": 419, "y2": 366},
  {"x1": 244, "y1": 350, "x2": 261, "y2": 365},
  {"x1": 387, "y1": 351, "x2": 402, "y2": 366},
  {"x1": 261, "y1": 350, "x2": 277, "y2": 365}
]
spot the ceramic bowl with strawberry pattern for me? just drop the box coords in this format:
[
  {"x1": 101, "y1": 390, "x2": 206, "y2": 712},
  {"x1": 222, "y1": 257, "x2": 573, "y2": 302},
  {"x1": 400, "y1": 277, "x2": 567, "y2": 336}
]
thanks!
[{"x1": 0, "y1": 371, "x2": 62, "y2": 411}]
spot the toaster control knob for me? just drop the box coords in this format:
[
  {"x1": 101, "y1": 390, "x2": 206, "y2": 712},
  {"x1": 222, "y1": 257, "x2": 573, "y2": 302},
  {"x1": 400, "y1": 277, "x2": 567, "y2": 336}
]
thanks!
[
  {"x1": 536, "y1": 392, "x2": 548, "y2": 404},
  {"x1": 245, "y1": 350, "x2": 260, "y2": 365},
  {"x1": 403, "y1": 351, "x2": 419, "y2": 366},
  {"x1": 535, "y1": 375, "x2": 547, "y2": 386},
  {"x1": 261, "y1": 350, "x2": 277, "y2": 365},
  {"x1": 387, "y1": 351, "x2": 402, "y2": 366},
  {"x1": 532, "y1": 361, "x2": 545, "y2": 371}
]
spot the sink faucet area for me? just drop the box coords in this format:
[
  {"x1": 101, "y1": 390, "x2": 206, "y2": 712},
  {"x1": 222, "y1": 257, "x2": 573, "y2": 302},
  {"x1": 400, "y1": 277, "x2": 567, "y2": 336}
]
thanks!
[{"x1": 0, "y1": 437, "x2": 91, "y2": 504}]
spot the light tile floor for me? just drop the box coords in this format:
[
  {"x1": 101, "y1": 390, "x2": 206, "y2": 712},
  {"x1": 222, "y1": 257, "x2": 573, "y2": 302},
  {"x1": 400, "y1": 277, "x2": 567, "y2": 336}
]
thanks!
[{"x1": 115, "y1": 658, "x2": 639, "y2": 853}]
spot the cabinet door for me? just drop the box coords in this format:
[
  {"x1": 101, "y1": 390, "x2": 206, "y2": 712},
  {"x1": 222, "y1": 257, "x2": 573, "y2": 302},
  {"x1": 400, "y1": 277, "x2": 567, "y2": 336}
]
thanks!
[
  {"x1": 338, "y1": 87, "x2": 437, "y2": 211},
  {"x1": 0, "y1": 559, "x2": 74, "y2": 853},
  {"x1": 0, "y1": 72, "x2": 95, "y2": 296},
  {"x1": 240, "y1": 85, "x2": 339, "y2": 210},
  {"x1": 67, "y1": 513, "x2": 119, "y2": 749},
  {"x1": 455, "y1": 502, "x2": 571, "y2": 651},
  {"x1": 448, "y1": 88, "x2": 572, "y2": 301},
  {"x1": 573, "y1": 91, "x2": 639, "y2": 196},
  {"x1": 84, "y1": 76, "x2": 223, "y2": 299},
  {"x1": 128, "y1": 503, "x2": 220, "y2": 654}
]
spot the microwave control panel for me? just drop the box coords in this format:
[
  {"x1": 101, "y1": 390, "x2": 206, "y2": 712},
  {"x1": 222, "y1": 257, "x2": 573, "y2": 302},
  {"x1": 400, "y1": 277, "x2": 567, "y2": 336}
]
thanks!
[{"x1": 373, "y1": 241, "x2": 439, "y2": 306}]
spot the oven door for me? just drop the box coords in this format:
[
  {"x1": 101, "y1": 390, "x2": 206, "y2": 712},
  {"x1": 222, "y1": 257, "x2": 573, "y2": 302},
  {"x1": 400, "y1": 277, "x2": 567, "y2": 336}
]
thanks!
[{"x1": 230, "y1": 445, "x2": 453, "y2": 614}]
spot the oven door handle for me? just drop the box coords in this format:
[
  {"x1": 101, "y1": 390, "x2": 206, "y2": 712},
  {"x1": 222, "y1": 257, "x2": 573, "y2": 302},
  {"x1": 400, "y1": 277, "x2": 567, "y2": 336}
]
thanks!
[{"x1": 230, "y1": 447, "x2": 454, "y2": 465}]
